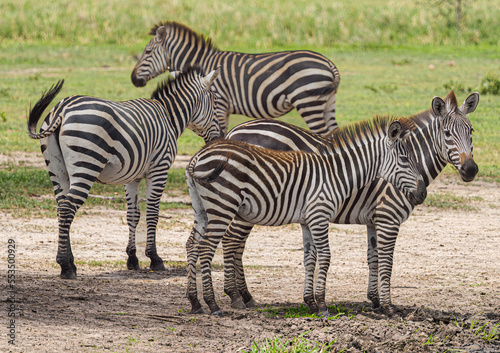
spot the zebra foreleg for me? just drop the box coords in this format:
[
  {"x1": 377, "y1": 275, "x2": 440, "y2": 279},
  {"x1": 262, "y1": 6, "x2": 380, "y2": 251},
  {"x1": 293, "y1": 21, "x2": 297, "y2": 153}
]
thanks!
[
  {"x1": 301, "y1": 224, "x2": 319, "y2": 314},
  {"x1": 308, "y1": 220, "x2": 331, "y2": 317},
  {"x1": 366, "y1": 224, "x2": 380, "y2": 309},
  {"x1": 124, "y1": 181, "x2": 141, "y2": 270},
  {"x1": 376, "y1": 222, "x2": 400, "y2": 316},
  {"x1": 144, "y1": 178, "x2": 167, "y2": 271}
]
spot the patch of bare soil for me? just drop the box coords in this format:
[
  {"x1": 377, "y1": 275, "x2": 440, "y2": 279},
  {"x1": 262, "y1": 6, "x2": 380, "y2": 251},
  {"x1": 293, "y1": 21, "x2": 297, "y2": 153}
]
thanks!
[{"x1": 1, "y1": 175, "x2": 499, "y2": 352}]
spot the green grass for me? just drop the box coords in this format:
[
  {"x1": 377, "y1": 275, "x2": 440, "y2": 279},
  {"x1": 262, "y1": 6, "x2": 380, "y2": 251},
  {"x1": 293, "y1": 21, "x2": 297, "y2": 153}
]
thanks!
[
  {"x1": 259, "y1": 302, "x2": 355, "y2": 320},
  {"x1": 74, "y1": 259, "x2": 127, "y2": 268},
  {"x1": 0, "y1": 165, "x2": 190, "y2": 215},
  {"x1": 2, "y1": 0, "x2": 499, "y2": 47},
  {"x1": 244, "y1": 330, "x2": 336, "y2": 353},
  {"x1": 423, "y1": 192, "x2": 483, "y2": 211}
]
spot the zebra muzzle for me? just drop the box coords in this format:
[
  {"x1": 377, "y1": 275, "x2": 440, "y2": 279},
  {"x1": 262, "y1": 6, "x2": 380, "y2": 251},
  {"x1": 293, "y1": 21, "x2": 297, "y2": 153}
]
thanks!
[
  {"x1": 459, "y1": 158, "x2": 478, "y2": 182},
  {"x1": 409, "y1": 179, "x2": 427, "y2": 205},
  {"x1": 131, "y1": 70, "x2": 147, "y2": 87}
]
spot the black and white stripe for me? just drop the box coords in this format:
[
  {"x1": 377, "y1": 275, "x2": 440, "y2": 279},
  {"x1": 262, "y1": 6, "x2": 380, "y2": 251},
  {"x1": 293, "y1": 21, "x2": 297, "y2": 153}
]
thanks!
[
  {"x1": 225, "y1": 90, "x2": 479, "y2": 314},
  {"x1": 185, "y1": 116, "x2": 427, "y2": 316},
  {"x1": 27, "y1": 66, "x2": 221, "y2": 279},
  {"x1": 131, "y1": 21, "x2": 341, "y2": 135}
]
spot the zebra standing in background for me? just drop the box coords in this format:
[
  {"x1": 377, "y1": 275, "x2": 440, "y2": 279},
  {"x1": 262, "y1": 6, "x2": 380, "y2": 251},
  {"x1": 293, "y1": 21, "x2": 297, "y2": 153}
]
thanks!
[
  {"x1": 27, "y1": 66, "x2": 221, "y2": 279},
  {"x1": 224, "y1": 91, "x2": 479, "y2": 315},
  {"x1": 131, "y1": 21, "x2": 341, "y2": 135},
  {"x1": 186, "y1": 116, "x2": 427, "y2": 317}
]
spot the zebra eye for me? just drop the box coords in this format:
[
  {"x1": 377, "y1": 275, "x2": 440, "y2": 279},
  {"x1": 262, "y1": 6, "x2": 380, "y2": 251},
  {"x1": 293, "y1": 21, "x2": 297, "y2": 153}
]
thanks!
[
  {"x1": 400, "y1": 156, "x2": 408, "y2": 163},
  {"x1": 444, "y1": 129, "x2": 452, "y2": 137}
]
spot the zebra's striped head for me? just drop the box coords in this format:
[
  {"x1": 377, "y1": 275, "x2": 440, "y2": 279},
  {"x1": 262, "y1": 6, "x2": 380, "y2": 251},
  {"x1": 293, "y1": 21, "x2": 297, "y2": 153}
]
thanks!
[
  {"x1": 131, "y1": 22, "x2": 217, "y2": 88},
  {"x1": 187, "y1": 66, "x2": 222, "y2": 142},
  {"x1": 151, "y1": 65, "x2": 221, "y2": 142},
  {"x1": 132, "y1": 25, "x2": 170, "y2": 87},
  {"x1": 432, "y1": 91, "x2": 479, "y2": 182},
  {"x1": 380, "y1": 120, "x2": 427, "y2": 206}
]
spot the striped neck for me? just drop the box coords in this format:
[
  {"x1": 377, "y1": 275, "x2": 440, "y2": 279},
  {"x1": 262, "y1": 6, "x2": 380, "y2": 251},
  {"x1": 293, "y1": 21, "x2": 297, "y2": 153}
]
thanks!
[
  {"x1": 151, "y1": 70, "x2": 201, "y2": 140},
  {"x1": 404, "y1": 110, "x2": 448, "y2": 186},
  {"x1": 161, "y1": 24, "x2": 218, "y2": 71}
]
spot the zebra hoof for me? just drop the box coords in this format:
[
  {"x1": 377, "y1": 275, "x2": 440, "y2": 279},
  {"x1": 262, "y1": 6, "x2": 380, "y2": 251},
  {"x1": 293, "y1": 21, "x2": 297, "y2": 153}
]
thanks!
[
  {"x1": 150, "y1": 260, "x2": 166, "y2": 271},
  {"x1": 381, "y1": 304, "x2": 395, "y2": 317},
  {"x1": 245, "y1": 298, "x2": 258, "y2": 308},
  {"x1": 127, "y1": 256, "x2": 140, "y2": 270},
  {"x1": 211, "y1": 310, "x2": 224, "y2": 317},
  {"x1": 60, "y1": 269, "x2": 77, "y2": 280},
  {"x1": 230, "y1": 298, "x2": 247, "y2": 310},
  {"x1": 190, "y1": 300, "x2": 204, "y2": 314},
  {"x1": 369, "y1": 297, "x2": 380, "y2": 309},
  {"x1": 192, "y1": 307, "x2": 204, "y2": 314}
]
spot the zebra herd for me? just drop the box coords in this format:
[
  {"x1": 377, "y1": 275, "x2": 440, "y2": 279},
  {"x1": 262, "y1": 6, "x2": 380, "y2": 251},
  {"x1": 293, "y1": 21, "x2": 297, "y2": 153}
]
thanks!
[{"x1": 27, "y1": 21, "x2": 479, "y2": 317}]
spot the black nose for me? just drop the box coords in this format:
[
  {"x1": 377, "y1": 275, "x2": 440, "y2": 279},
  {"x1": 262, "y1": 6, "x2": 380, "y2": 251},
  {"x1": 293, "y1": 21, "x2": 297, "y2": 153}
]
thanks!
[
  {"x1": 460, "y1": 158, "x2": 478, "y2": 182},
  {"x1": 131, "y1": 71, "x2": 146, "y2": 87},
  {"x1": 410, "y1": 179, "x2": 427, "y2": 205}
]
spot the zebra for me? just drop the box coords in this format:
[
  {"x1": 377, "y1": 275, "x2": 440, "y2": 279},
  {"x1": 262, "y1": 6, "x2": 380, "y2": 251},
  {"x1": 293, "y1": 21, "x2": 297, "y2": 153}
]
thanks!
[
  {"x1": 27, "y1": 66, "x2": 221, "y2": 279},
  {"x1": 131, "y1": 21, "x2": 341, "y2": 135},
  {"x1": 185, "y1": 116, "x2": 427, "y2": 317},
  {"x1": 223, "y1": 90, "x2": 479, "y2": 315}
]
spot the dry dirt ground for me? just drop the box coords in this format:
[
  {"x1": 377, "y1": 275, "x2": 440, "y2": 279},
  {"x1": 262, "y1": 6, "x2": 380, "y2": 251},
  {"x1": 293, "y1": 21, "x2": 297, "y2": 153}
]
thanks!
[{"x1": 1, "y1": 154, "x2": 499, "y2": 352}]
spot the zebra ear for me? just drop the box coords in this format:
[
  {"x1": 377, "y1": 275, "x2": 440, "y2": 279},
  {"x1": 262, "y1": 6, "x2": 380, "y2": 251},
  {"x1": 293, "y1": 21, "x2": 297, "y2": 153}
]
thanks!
[
  {"x1": 460, "y1": 92, "x2": 479, "y2": 114},
  {"x1": 202, "y1": 66, "x2": 221, "y2": 89},
  {"x1": 155, "y1": 26, "x2": 167, "y2": 41},
  {"x1": 388, "y1": 120, "x2": 402, "y2": 142},
  {"x1": 432, "y1": 96, "x2": 447, "y2": 117}
]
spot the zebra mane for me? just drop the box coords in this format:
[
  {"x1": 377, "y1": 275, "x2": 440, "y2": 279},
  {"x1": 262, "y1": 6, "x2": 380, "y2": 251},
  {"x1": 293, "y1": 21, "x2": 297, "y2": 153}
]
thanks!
[
  {"x1": 329, "y1": 115, "x2": 415, "y2": 150},
  {"x1": 150, "y1": 65, "x2": 205, "y2": 101},
  {"x1": 149, "y1": 21, "x2": 219, "y2": 51}
]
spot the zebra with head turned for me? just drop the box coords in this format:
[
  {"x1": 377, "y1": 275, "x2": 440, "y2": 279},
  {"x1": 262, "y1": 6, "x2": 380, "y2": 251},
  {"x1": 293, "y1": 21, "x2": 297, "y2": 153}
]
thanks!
[
  {"x1": 224, "y1": 90, "x2": 479, "y2": 315},
  {"x1": 185, "y1": 116, "x2": 427, "y2": 317},
  {"x1": 27, "y1": 66, "x2": 221, "y2": 279},
  {"x1": 131, "y1": 21, "x2": 341, "y2": 135}
]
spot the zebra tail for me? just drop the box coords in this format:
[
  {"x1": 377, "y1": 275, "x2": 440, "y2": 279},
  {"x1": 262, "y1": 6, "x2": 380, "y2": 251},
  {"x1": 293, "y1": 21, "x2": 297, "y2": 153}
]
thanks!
[
  {"x1": 188, "y1": 149, "x2": 230, "y2": 184},
  {"x1": 27, "y1": 80, "x2": 65, "y2": 140}
]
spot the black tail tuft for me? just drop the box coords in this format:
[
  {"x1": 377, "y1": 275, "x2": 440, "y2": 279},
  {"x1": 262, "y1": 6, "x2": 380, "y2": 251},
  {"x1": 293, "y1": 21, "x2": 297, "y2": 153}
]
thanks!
[{"x1": 27, "y1": 80, "x2": 64, "y2": 136}]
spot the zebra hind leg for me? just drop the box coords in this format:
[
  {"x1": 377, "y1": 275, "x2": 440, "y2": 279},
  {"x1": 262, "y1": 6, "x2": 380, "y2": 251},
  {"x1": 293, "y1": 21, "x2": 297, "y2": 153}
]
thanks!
[
  {"x1": 42, "y1": 135, "x2": 78, "y2": 279},
  {"x1": 185, "y1": 174, "x2": 208, "y2": 314},
  {"x1": 222, "y1": 219, "x2": 253, "y2": 309},
  {"x1": 235, "y1": 237, "x2": 258, "y2": 308},
  {"x1": 124, "y1": 181, "x2": 141, "y2": 270},
  {"x1": 56, "y1": 192, "x2": 90, "y2": 279},
  {"x1": 322, "y1": 90, "x2": 339, "y2": 132}
]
